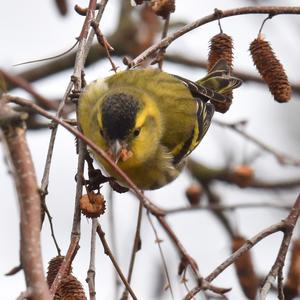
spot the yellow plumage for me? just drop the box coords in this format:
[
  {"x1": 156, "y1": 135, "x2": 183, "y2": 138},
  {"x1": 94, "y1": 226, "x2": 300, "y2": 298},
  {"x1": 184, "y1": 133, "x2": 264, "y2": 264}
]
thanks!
[{"x1": 78, "y1": 62, "x2": 241, "y2": 189}]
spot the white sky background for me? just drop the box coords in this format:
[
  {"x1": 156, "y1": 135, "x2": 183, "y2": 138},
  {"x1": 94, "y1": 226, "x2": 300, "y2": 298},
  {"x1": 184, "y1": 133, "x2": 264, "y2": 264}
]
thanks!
[{"x1": 1, "y1": 0, "x2": 300, "y2": 299}]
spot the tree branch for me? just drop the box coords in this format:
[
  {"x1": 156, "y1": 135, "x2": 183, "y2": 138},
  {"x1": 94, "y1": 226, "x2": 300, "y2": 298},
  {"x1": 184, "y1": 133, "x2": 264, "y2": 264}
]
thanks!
[
  {"x1": 0, "y1": 98, "x2": 51, "y2": 300},
  {"x1": 130, "y1": 6, "x2": 300, "y2": 67}
]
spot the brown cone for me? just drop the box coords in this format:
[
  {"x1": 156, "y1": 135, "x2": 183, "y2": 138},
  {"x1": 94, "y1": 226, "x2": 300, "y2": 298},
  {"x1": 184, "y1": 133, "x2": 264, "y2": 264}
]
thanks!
[
  {"x1": 80, "y1": 192, "x2": 106, "y2": 218},
  {"x1": 150, "y1": 0, "x2": 175, "y2": 19},
  {"x1": 283, "y1": 238, "x2": 300, "y2": 299},
  {"x1": 57, "y1": 274, "x2": 87, "y2": 300},
  {"x1": 232, "y1": 165, "x2": 254, "y2": 188},
  {"x1": 208, "y1": 33, "x2": 234, "y2": 113},
  {"x1": 249, "y1": 36, "x2": 291, "y2": 103},
  {"x1": 232, "y1": 235, "x2": 259, "y2": 299},
  {"x1": 208, "y1": 33, "x2": 233, "y2": 72},
  {"x1": 212, "y1": 91, "x2": 233, "y2": 114},
  {"x1": 47, "y1": 256, "x2": 72, "y2": 288},
  {"x1": 185, "y1": 184, "x2": 203, "y2": 206}
]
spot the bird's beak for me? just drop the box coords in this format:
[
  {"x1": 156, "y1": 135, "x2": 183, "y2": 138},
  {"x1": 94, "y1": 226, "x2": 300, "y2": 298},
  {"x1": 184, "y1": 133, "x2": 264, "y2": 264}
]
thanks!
[{"x1": 110, "y1": 140, "x2": 123, "y2": 163}]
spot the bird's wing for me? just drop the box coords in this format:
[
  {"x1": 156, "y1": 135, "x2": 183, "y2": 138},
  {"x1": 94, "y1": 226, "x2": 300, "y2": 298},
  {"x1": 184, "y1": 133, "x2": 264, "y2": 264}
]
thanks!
[
  {"x1": 172, "y1": 100, "x2": 214, "y2": 164},
  {"x1": 172, "y1": 74, "x2": 228, "y2": 103},
  {"x1": 198, "y1": 59, "x2": 242, "y2": 94}
]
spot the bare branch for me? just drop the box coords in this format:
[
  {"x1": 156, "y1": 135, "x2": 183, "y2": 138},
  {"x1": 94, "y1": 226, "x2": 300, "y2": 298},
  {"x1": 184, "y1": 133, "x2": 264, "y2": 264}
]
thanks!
[
  {"x1": 86, "y1": 218, "x2": 98, "y2": 300},
  {"x1": 121, "y1": 202, "x2": 143, "y2": 300},
  {"x1": 184, "y1": 193, "x2": 300, "y2": 299},
  {"x1": 258, "y1": 194, "x2": 300, "y2": 299},
  {"x1": 214, "y1": 120, "x2": 300, "y2": 167},
  {"x1": 130, "y1": 6, "x2": 300, "y2": 67},
  {"x1": 164, "y1": 202, "x2": 291, "y2": 215},
  {"x1": 96, "y1": 222, "x2": 138, "y2": 300},
  {"x1": 0, "y1": 69, "x2": 58, "y2": 111},
  {"x1": 0, "y1": 98, "x2": 51, "y2": 300}
]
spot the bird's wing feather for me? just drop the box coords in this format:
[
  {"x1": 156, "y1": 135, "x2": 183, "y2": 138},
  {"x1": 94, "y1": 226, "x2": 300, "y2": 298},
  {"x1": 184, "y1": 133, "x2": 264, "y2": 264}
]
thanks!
[
  {"x1": 172, "y1": 100, "x2": 214, "y2": 164},
  {"x1": 172, "y1": 74, "x2": 228, "y2": 103}
]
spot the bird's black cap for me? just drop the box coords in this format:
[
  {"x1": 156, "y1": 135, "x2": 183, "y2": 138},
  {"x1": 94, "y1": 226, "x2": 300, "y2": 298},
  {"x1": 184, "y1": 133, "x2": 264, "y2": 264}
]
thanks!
[{"x1": 102, "y1": 93, "x2": 139, "y2": 140}]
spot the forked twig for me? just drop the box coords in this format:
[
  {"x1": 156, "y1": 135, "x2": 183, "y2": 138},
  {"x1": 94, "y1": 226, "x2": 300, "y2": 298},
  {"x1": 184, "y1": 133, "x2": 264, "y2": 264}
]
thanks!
[
  {"x1": 121, "y1": 201, "x2": 143, "y2": 300},
  {"x1": 96, "y1": 222, "x2": 138, "y2": 300},
  {"x1": 184, "y1": 193, "x2": 300, "y2": 299}
]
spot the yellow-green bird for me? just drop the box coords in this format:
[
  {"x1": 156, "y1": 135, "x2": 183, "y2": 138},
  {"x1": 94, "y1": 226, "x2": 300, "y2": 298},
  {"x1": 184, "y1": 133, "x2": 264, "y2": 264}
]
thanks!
[{"x1": 78, "y1": 60, "x2": 242, "y2": 190}]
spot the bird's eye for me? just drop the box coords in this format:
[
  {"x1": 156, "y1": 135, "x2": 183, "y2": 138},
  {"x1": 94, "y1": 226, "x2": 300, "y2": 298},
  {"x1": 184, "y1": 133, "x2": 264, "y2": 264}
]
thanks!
[
  {"x1": 100, "y1": 129, "x2": 104, "y2": 136},
  {"x1": 133, "y1": 128, "x2": 140, "y2": 137}
]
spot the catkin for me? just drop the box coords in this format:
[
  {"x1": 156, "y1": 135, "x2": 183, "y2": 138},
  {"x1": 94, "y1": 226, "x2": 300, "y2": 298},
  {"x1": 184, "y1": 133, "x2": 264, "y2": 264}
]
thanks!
[
  {"x1": 211, "y1": 94, "x2": 232, "y2": 114},
  {"x1": 249, "y1": 36, "x2": 291, "y2": 103},
  {"x1": 57, "y1": 275, "x2": 87, "y2": 300},
  {"x1": 208, "y1": 33, "x2": 234, "y2": 113},
  {"x1": 150, "y1": 0, "x2": 175, "y2": 19},
  {"x1": 47, "y1": 256, "x2": 72, "y2": 288},
  {"x1": 232, "y1": 236, "x2": 259, "y2": 299},
  {"x1": 283, "y1": 238, "x2": 300, "y2": 299},
  {"x1": 208, "y1": 33, "x2": 233, "y2": 72}
]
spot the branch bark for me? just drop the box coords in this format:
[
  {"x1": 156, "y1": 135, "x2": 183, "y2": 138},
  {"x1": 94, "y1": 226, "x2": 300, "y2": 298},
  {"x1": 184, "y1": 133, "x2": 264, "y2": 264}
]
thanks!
[{"x1": 0, "y1": 97, "x2": 51, "y2": 300}]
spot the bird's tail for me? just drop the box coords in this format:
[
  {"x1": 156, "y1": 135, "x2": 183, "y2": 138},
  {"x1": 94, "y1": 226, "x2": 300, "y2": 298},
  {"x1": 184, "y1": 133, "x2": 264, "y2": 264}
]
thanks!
[{"x1": 196, "y1": 59, "x2": 242, "y2": 98}]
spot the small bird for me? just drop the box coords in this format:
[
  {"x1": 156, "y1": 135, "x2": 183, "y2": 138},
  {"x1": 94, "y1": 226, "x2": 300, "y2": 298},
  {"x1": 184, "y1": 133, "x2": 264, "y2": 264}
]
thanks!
[{"x1": 78, "y1": 60, "x2": 242, "y2": 190}]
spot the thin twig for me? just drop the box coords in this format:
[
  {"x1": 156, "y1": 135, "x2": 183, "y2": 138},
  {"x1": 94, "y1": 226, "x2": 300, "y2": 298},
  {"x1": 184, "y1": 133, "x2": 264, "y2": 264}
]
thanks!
[
  {"x1": 147, "y1": 212, "x2": 174, "y2": 300},
  {"x1": 86, "y1": 218, "x2": 98, "y2": 300},
  {"x1": 258, "y1": 194, "x2": 300, "y2": 299},
  {"x1": 90, "y1": 20, "x2": 118, "y2": 72},
  {"x1": 5, "y1": 264, "x2": 22, "y2": 276},
  {"x1": 96, "y1": 222, "x2": 139, "y2": 300},
  {"x1": 184, "y1": 193, "x2": 300, "y2": 300},
  {"x1": 130, "y1": 6, "x2": 300, "y2": 68},
  {"x1": 107, "y1": 188, "x2": 122, "y2": 297},
  {"x1": 39, "y1": 81, "x2": 73, "y2": 254},
  {"x1": 187, "y1": 158, "x2": 300, "y2": 190},
  {"x1": 43, "y1": 203, "x2": 61, "y2": 255},
  {"x1": 214, "y1": 120, "x2": 300, "y2": 167},
  {"x1": 121, "y1": 201, "x2": 143, "y2": 300},
  {"x1": 0, "y1": 69, "x2": 58, "y2": 111},
  {"x1": 157, "y1": 14, "x2": 170, "y2": 70},
  {"x1": 203, "y1": 184, "x2": 234, "y2": 238},
  {"x1": 164, "y1": 202, "x2": 291, "y2": 215}
]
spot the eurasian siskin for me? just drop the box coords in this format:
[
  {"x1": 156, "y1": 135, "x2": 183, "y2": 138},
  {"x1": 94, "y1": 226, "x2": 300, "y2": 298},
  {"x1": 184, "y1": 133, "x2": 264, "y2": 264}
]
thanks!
[{"x1": 78, "y1": 60, "x2": 241, "y2": 189}]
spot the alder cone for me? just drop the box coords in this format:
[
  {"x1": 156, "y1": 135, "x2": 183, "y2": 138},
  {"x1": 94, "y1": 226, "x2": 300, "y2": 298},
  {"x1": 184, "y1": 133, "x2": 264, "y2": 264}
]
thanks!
[
  {"x1": 208, "y1": 33, "x2": 234, "y2": 113},
  {"x1": 47, "y1": 256, "x2": 72, "y2": 287},
  {"x1": 249, "y1": 36, "x2": 291, "y2": 103},
  {"x1": 57, "y1": 275, "x2": 87, "y2": 300},
  {"x1": 212, "y1": 91, "x2": 233, "y2": 114},
  {"x1": 55, "y1": 0, "x2": 68, "y2": 16},
  {"x1": 283, "y1": 238, "x2": 300, "y2": 299},
  {"x1": 232, "y1": 165, "x2": 254, "y2": 188},
  {"x1": 232, "y1": 235, "x2": 259, "y2": 299},
  {"x1": 80, "y1": 192, "x2": 106, "y2": 218},
  {"x1": 208, "y1": 33, "x2": 233, "y2": 72},
  {"x1": 185, "y1": 184, "x2": 203, "y2": 206},
  {"x1": 150, "y1": 0, "x2": 175, "y2": 19}
]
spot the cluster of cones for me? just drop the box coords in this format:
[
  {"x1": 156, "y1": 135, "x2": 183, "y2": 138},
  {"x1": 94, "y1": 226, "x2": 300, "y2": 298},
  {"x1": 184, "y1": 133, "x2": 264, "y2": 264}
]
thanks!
[{"x1": 207, "y1": 31, "x2": 291, "y2": 113}]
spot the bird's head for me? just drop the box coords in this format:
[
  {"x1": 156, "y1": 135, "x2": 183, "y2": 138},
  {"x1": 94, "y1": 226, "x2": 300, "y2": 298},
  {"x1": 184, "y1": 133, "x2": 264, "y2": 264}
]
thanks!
[{"x1": 97, "y1": 92, "x2": 161, "y2": 165}]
